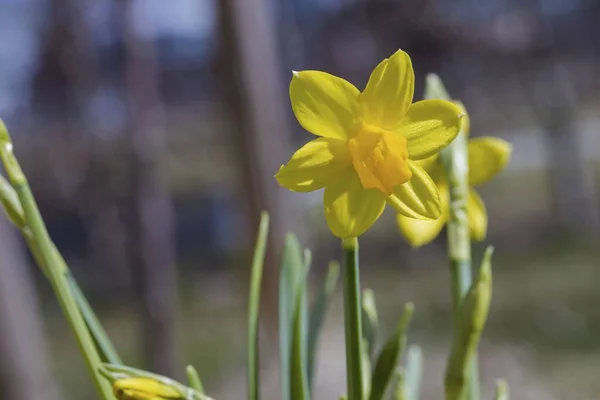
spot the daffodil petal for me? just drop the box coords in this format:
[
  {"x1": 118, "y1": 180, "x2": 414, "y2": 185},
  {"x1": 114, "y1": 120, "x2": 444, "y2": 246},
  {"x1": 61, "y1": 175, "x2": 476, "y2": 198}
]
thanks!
[
  {"x1": 323, "y1": 170, "x2": 386, "y2": 238},
  {"x1": 468, "y1": 188, "x2": 487, "y2": 241},
  {"x1": 468, "y1": 137, "x2": 512, "y2": 186},
  {"x1": 275, "y1": 138, "x2": 351, "y2": 192},
  {"x1": 290, "y1": 70, "x2": 361, "y2": 140},
  {"x1": 396, "y1": 100, "x2": 463, "y2": 159},
  {"x1": 397, "y1": 183, "x2": 449, "y2": 247},
  {"x1": 360, "y1": 49, "x2": 414, "y2": 131},
  {"x1": 387, "y1": 160, "x2": 441, "y2": 219}
]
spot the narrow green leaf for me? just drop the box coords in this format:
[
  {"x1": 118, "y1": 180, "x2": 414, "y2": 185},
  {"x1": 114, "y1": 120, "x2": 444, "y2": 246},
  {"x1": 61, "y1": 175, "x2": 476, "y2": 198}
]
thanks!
[
  {"x1": 307, "y1": 260, "x2": 340, "y2": 387},
  {"x1": 393, "y1": 369, "x2": 407, "y2": 400},
  {"x1": 361, "y1": 289, "x2": 378, "y2": 360},
  {"x1": 279, "y1": 233, "x2": 305, "y2": 400},
  {"x1": 404, "y1": 345, "x2": 423, "y2": 400},
  {"x1": 186, "y1": 365, "x2": 205, "y2": 394},
  {"x1": 247, "y1": 212, "x2": 270, "y2": 400},
  {"x1": 361, "y1": 339, "x2": 372, "y2": 399},
  {"x1": 494, "y1": 380, "x2": 509, "y2": 400},
  {"x1": 67, "y1": 272, "x2": 122, "y2": 364},
  {"x1": 445, "y1": 247, "x2": 494, "y2": 400},
  {"x1": 368, "y1": 303, "x2": 414, "y2": 400},
  {"x1": 291, "y1": 254, "x2": 310, "y2": 400}
]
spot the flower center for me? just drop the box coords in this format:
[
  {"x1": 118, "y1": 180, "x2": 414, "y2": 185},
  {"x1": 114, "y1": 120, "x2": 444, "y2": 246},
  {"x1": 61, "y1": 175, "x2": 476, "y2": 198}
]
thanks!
[{"x1": 348, "y1": 125, "x2": 411, "y2": 194}]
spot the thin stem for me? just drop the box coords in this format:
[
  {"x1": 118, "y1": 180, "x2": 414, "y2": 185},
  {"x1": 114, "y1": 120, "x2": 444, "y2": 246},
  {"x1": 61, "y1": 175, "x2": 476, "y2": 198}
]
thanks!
[
  {"x1": 443, "y1": 132, "x2": 480, "y2": 400},
  {"x1": 428, "y1": 73, "x2": 479, "y2": 400},
  {"x1": 342, "y1": 237, "x2": 364, "y2": 400},
  {"x1": 16, "y1": 183, "x2": 113, "y2": 399}
]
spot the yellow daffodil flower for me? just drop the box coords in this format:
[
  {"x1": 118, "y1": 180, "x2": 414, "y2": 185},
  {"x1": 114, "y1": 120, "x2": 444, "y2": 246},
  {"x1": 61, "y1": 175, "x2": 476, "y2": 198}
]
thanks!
[
  {"x1": 397, "y1": 109, "x2": 512, "y2": 247},
  {"x1": 113, "y1": 377, "x2": 183, "y2": 400},
  {"x1": 275, "y1": 49, "x2": 464, "y2": 238}
]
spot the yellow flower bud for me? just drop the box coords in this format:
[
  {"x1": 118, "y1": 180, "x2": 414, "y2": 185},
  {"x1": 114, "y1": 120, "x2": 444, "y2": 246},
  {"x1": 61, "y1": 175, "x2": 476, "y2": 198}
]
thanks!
[{"x1": 113, "y1": 377, "x2": 183, "y2": 400}]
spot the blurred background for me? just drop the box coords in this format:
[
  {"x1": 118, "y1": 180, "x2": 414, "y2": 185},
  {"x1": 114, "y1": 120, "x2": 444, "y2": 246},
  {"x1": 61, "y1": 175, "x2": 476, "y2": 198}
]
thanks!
[{"x1": 0, "y1": 0, "x2": 599, "y2": 399}]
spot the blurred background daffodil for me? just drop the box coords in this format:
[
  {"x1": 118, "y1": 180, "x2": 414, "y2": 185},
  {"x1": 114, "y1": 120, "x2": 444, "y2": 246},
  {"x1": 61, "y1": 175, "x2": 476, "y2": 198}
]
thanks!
[{"x1": 397, "y1": 106, "x2": 512, "y2": 247}]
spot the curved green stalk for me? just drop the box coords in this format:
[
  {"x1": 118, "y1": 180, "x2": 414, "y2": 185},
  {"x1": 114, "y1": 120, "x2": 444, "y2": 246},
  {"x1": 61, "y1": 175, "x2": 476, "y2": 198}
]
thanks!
[{"x1": 0, "y1": 122, "x2": 113, "y2": 399}]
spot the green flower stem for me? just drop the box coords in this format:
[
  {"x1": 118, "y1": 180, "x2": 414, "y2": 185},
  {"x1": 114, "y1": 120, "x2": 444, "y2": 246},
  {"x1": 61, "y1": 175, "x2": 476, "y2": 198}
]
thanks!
[
  {"x1": 0, "y1": 124, "x2": 113, "y2": 399},
  {"x1": 342, "y1": 237, "x2": 364, "y2": 400},
  {"x1": 427, "y1": 74, "x2": 479, "y2": 400}
]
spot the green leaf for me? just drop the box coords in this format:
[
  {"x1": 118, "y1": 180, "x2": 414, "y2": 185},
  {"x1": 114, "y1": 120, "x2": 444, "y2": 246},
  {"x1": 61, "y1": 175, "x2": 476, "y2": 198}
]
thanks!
[
  {"x1": 186, "y1": 365, "x2": 205, "y2": 394},
  {"x1": 291, "y1": 252, "x2": 311, "y2": 400},
  {"x1": 279, "y1": 234, "x2": 306, "y2": 400},
  {"x1": 368, "y1": 303, "x2": 414, "y2": 400},
  {"x1": 392, "y1": 369, "x2": 407, "y2": 400},
  {"x1": 307, "y1": 260, "x2": 340, "y2": 387},
  {"x1": 404, "y1": 345, "x2": 423, "y2": 400},
  {"x1": 247, "y1": 212, "x2": 270, "y2": 400},
  {"x1": 361, "y1": 339, "x2": 372, "y2": 399},
  {"x1": 361, "y1": 289, "x2": 379, "y2": 360},
  {"x1": 494, "y1": 380, "x2": 509, "y2": 400},
  {"x1": 67, "y1": 272, "x2": 122, "y2": 365}
]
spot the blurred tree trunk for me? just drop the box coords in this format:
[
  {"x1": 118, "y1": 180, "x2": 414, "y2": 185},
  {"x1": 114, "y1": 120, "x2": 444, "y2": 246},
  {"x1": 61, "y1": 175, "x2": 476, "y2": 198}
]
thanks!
[
  {"x1": 0, "y1": 218, "x2": 61, "y2": 400},
  {"x1": 218, "y1": 0, "x2": 292, "y2": 330},
  {"x1": 120, "y1": 0, "x2": 180, "y2": 376},
  {"x1": 531, "y1": 62, "x2": 599, "y2": 235}
]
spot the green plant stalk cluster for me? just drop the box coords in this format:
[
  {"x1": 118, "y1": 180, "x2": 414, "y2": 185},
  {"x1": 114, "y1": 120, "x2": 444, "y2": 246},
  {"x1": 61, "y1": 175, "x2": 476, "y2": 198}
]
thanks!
[{"x1": 0, "y1": 72, "x2": 512, "y2": 400}]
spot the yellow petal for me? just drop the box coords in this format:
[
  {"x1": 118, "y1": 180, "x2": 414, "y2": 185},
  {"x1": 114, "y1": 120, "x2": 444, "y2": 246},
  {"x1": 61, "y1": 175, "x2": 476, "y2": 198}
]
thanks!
[
  {"x1": 290, "y1": 70, "x2": 361, "y2": 140},
  {"x1": 387, "y1": 160, "x2": 441, "y2": 219},
  {"x1": 395, "y1": 100, "x2": 463, "y2": 160},
  {"x1": 359, "y1": 49, "x2": 414, "y2": 131},
  {"x1": 468, "y1": 137, "x2": 512, "y2": 186},
  {"x1": 323, "y1": 170, "x2": 386, "y2": 238},
  {"x1": 396, "y1": 184, "x2": 449, "y2": 247},
  {"x1": 468, "y1": 188, "x2": 487, "y2": 241},
  {"x1": 275, "y1": 138, "x2": 351, "y2": 192}
]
